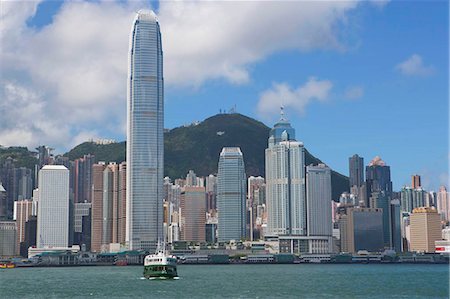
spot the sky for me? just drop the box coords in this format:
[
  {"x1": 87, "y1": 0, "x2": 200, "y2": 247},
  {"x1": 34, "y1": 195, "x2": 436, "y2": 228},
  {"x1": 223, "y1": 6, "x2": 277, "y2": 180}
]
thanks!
[{"x1": 0, "y1": 0, "x2": 448, "y2": 191}]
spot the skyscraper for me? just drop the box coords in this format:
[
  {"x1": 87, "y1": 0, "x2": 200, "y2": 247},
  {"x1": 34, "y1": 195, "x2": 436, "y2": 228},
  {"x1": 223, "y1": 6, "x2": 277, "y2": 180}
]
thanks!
[
  {"x1": 409, "y1": 207, "x2": 441, "y2": 252},
  {"x1": 437, "y1": 186, "x2": 449, "y2": 223},
  {"x1": 411, "y1": 174, "x2": 421, "y2": 189},
  {"x1": 180, "y1": 186, "x2": 206, "y2": 242},
  {"x1": 126, "y1": 10, "x2": 164, "y2": 251},
  {"x1": 217, "y1": 147, "x2": 246, "y2": 242},
  {"x1": 366, "y1": 156, "x2": 393, "y2": 199},
  {"x1": 306, "y1": 164, "x2": 332, "y2": 238},
  {"x1": 349, "y1": 154, "x2": 364, "y2": 189},
  {"x1": 265, "y1": 112, "x2": 306, "y2": 236},
  {"x1": 13, "y1": 200, "x2": 33, "y2": 255},
  {"x1": 37, "y1": 165, "x2": 70, "y2": 248}
]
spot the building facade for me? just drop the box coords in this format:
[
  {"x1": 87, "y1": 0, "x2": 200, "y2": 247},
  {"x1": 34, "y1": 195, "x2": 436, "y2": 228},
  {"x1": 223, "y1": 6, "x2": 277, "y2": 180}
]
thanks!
[
  {"x1": 37, "y1": 165, "x2": 70, "y2": 248},
  {"x1": 409, "y1": 207, "x2": 442, "y2": 252},
  {"x1": 0, "y1": 221, "x2": 17, "y2": 257},
  {"x1": 180, "y1": 186, "x2": 206, "y2": 242},
  {"x1": 126, "y1": 10, "x2": 164, "y2": 251},
  {"x1": 349, "y1": 154, "x2": 364, "y2": 189},
  {"x1": 13, "y1": 200, "x2": 34, "y2": 255},
  {"x1": 306, "y1": 164, "x2": 332, "y2": 239},
  {"x1": 217, "y1": 147, "x2": 246, "y2": 242},
  {"x1": 340, "y1": 207, "x2": 384, "y2": 253}
]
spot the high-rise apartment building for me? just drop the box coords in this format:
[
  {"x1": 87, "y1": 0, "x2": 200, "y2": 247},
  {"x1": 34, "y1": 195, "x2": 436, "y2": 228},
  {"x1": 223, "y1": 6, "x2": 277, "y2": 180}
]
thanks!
[
  {"x1": 349, "y1": 154, "x2": 364, "y2": 189},
  {"x1": 126, "y1": 10, "x2": 164, "y2": 251},
  {"x1": 73, "y1": 154, "x2": 95, "y2": 203},
  {"x1": 411, "y1": 174, "x2": 421, "y2": 189},
  {"x1": 437, "y1": 186, "x2": 449, "y2": 223},
  {"x1": 306, "y1": 164, "x2": 332, "y2": 237},
  {"x1": 180, "y1": 186, "x2": 206, "y2": 242},
  {"x1": 0, "y1": 183, "x2": 6, "y2": 220},
  {"x1": 217, "y1": 147, "x2": 246, "y2": 242},
  {"x1": 205, "y1": 174, "x2": 217, "y2": 212},
  {"x1": 409, "y1": 207, "x2": 441, "y2": 252},
  {"x1": 265, "y1": 112, "x2": 306, "y2": 236},
  {"x1": 91, "y1": 162, "x2": 126, "y2": 252},
  {"x1": 13, "y1": 200, "x2": 33, "y2": 255},
  {"x1": 37, "y1": 165, "x2": 70, "y2": 248},
  {"x1": 247, "y1": 176, "x2": 265, "y2": 241}
]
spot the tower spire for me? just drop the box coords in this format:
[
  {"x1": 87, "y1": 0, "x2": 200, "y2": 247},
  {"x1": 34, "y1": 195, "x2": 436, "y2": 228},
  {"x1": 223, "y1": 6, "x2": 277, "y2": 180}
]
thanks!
[{"x1": 280, "y1": 105, "x2": 286, "y2": 121}]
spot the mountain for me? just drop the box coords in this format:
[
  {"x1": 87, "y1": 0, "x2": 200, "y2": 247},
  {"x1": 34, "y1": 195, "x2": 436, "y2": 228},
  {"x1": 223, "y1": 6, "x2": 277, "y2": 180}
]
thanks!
[
  {"x1": 65, "y1": 113, "x2": 349, "y2": 200},
  {"x1": 0, "y1": 146, "x2": 38, "y2": 170}
]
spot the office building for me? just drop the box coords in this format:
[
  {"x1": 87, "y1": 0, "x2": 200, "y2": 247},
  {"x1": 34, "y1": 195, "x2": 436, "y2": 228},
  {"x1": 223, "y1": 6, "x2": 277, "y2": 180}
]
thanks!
[
  {"x1": 37, "y1": 165, "x2": 69, "y2": 248},
  {"x1": 366, "y1": 156, "x2": 392, "y2": 207},
  {"x1": 265, "y1": 110, "x2": 306, "y2": 236},
  {"x1": 306, "y1": 164, "x2": 332, "y2": 237},
  {"x1": 340, "y1": 207, "x2": 384, "y2": 253},
  {"x1": 73, "y1": 202, "x2": 91, "y2": 250},
  {"x1": 126, "y1": 10, "x2": 164, "y2": 251},
  {"x1": 20, "y1": 216, "x2": 37, "y2": 257},
  {"x1": 410, "y1": 207, "x2": 442, "y2": 252},
  {"x1": 0, "y1": 221, "x2": 17, "y2": 256},
  {"x1": 349, "y1": 154, "x2": 364, "y2": 189},
  {"x1": 180, "y1": 186, "x2": 206, "y2": 242},
  {"x1": 217, "y1": 147, "x2": 246, "y2": 242}
]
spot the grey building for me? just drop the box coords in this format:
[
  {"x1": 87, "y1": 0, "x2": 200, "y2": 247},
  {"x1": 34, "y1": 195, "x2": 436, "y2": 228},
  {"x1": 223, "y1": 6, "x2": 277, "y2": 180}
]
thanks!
[
  {"x1": 340, "y1": 207, "x2": 384, "y2": 253},
  {"x1": 349, "y1": 154, "x2": 364, "y2": 189},
  {"x1": 217, "y1": 147, "x2": 246, "y2": 242},
  {"x1": 126, "y1": 10, "x2": 164, "y2": 251},
  {"x1": 0, "y1": 221, "x2": 17, "y2": 257}
]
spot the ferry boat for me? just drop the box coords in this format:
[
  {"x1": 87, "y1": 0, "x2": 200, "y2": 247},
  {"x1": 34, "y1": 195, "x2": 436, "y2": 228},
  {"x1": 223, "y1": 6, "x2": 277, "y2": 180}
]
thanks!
[
  {"x1": 0, "y1": 262, "x2": 16, "y2": 269},
  {"x1": 143, "y1": 244, "x2": 178, "y2": 279}
]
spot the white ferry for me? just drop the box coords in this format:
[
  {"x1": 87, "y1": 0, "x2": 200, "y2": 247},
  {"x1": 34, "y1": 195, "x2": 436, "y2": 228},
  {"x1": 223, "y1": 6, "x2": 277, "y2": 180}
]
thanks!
[{"x1": 143, "y1": 244, "x2": 178, "y2": 279}]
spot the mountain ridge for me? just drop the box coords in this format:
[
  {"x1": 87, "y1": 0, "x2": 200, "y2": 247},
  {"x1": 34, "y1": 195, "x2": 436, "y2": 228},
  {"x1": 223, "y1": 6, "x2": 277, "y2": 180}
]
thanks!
[{"x1": 65, "y1": 113, "x2": 349, "y2": 200}]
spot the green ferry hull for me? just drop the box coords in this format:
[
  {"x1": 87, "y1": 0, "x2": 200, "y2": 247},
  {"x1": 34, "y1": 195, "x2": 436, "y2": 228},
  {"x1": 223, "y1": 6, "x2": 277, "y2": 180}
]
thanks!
[{"x1": 144, "y1": 265, "x2": 178, "y2": 279}]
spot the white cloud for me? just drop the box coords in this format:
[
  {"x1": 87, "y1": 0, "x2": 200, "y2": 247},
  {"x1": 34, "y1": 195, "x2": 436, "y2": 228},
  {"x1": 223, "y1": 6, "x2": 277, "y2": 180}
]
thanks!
[
  {"x1": 344, "y1": 86, "x2": 364, "y2": 100},
  {"x1": 396, "y1": 54, "x2": 434, "y2": 76},
  {"x1": 1, "y1": 0, "x2": 376, "y2": 151},
  {"x1": 257, "y1": 78, "x2": 333, "y2": 119}
]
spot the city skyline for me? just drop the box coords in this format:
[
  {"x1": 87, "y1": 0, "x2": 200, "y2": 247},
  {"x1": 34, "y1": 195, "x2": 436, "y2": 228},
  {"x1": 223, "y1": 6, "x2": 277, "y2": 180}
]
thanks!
[{"x1": 0, "y1": 1, "x2": 448, "y2": 192}]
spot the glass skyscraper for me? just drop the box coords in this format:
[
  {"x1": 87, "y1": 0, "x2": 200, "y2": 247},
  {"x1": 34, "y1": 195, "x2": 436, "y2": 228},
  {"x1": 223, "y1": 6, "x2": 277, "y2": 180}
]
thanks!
[
  {"x1": 126, "y1": 10, "x2": 163, "y2": 251},
  {"x1": 217, "y1": 147, "x2": 246, "y2": 242}
]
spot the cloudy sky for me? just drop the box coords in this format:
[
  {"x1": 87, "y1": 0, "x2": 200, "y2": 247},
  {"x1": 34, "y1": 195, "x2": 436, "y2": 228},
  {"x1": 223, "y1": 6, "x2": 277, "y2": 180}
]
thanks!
[{"x1": 0, "y1": 0, "x2": 448, "y2": 191}]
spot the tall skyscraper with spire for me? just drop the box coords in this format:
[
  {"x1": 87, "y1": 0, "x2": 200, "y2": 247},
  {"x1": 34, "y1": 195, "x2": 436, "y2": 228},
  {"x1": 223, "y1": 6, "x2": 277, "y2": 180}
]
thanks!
[
  {"x1": 126, "y1": 10, "x2": 164, "y2": 251},
  {"x1": 265, "y1": 108, "x2": 306, "y2": 236}
]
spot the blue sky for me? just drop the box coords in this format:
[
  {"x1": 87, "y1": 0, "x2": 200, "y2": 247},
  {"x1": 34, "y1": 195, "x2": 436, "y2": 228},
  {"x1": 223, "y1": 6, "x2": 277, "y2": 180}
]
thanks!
[{"x1": 1, "y1": 0, "x2": 448, "y2": 191}]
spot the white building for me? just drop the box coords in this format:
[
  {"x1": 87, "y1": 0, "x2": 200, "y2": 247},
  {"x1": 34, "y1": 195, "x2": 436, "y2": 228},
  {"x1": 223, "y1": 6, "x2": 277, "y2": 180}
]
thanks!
[
  {"x1": 37, "y1": 165, "x2": 70, "y2": 248},
  {"x1": 265, "y1": 111, "x2": 306, "y2": 236}
]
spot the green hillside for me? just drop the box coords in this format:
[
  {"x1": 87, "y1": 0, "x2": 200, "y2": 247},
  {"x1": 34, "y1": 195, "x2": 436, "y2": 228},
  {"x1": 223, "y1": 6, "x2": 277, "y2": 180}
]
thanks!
[{"x1": 65, "y1": 113, "x2": 349, "y2": 200}]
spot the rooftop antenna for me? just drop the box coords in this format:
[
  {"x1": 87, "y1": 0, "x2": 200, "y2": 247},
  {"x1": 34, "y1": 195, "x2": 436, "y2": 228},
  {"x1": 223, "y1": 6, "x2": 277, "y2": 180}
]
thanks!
[{"x1": 280, "y1": 105, "x2": 286, "y2": 121}]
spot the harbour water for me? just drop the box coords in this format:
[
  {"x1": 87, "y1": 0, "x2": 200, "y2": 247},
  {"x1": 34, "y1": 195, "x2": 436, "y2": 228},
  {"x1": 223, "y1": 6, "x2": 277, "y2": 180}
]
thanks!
[{"x1": 1, "y1": 264, "x2": 448, "y2": 298}]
